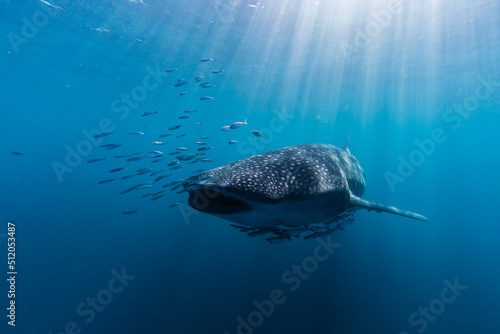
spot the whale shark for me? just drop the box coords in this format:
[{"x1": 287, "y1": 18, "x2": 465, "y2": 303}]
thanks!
[{"x1": 183, "y1": 142, "x2": 427, "y2": 242}]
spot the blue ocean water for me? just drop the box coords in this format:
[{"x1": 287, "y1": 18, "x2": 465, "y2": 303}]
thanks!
[{"x1": 1, "y1": 0, "x2": 500, "y2": 333}]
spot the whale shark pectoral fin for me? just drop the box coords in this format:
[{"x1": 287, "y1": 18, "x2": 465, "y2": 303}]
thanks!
[{"x1": 350, "y1": 196, "x2": 428, "y2": 222}]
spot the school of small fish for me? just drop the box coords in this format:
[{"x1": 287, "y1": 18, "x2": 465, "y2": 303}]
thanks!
[{"x1": 11, "y1": 57, "x2": 267, "y2": 216}]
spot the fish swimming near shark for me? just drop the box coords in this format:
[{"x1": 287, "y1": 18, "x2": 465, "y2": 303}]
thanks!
[{"x1": 183, "y1": 141, "x2": 427, "y2": 243}]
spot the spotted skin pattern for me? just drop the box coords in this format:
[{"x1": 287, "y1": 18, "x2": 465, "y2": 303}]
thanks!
[{"x1": 188, "y1": 144, "x2": 365, "y2": 202}]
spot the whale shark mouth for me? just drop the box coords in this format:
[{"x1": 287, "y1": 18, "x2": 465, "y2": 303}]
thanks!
[{"x1": 185, "y1": 185, "x2": 251, "y2": 215}]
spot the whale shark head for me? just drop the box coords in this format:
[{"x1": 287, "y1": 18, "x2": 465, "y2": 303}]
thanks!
[{"x1": 183, "y1": 144, "x2": 367, "y2": 227}]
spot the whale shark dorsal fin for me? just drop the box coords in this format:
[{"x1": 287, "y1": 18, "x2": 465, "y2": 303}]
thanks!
[
  {"x1": 344, "y1": 136, "x2": 351, "y2": 154},
  {"x1": 350, "y1": 195, "x2": 428, "y2": 222}
]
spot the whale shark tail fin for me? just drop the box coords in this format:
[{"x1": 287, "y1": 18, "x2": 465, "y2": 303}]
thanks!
[
  {"x1": 344, "y1": 136, "x2": 351, "y2": 154},
  {"x1": 350, "y1": 196, "x2": 428, "y2": 222}
]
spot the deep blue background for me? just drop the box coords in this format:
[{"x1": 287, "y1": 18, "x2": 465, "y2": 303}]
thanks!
[{"x1": 1, "y1": 0, "x2": 499, "y2": 333}]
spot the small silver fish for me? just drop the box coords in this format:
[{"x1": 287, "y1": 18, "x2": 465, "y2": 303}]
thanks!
[
  {"x1": 174, "y1": 81, "x2": 189, "y2": 88},
  {"x1": 127, "y1": 157, "x2": 144, "y2": 162},
  {"x1": 160, "y1": 134, "x2": 173, "y2": 138},
  {"x1": 197, "y1": 147, "x2": 213, "y2": 151},
  {"x1": 170, "y1": 179, "x2": 184, "y2": 186},
  {"x1": 155, "y1": 175, "x2": 171, "y2": 182},
  {"x1": 165, "y1": 68, "x2": 178, "y2": 73},
  {"x1": 120, "y1": 187, "x2": 134, "y2": 195},
  {"x1": 141, "y1": 111, "x2": 158, "y2": 117},
  {"x1": 195, "y1": 142, "x2": 208, "y2": 145},
  {"x1": 128, "y1": 132, "x2": 144, "y2": 135},
  {"x1": 98, "y1": 179, "x2": 116, "y2": 184},
  {"x1": 251, "y1": 130, "x2": 264, "y2": 137},
  {"x1": 178, "y1": 116, "x2": 190, "y2": 119},
  {"x1": 199, "y1": 96, "x2": 215, "y2": 101},
  {"x1": 229, "y1": 140, "x2": 238, "y2": 145},
  {"x1": 171, "y1": 183, "x2": 183, "y2": 191},
  {"x1": 211, "y1": 69, "x2": 223, "y2": 74},
  {"x1": 93, "y1": 132, "x2": 112, "y2": 138},
  {"x1": 179, "y1": 91, "x2": 189, "y2": 96},
  {"x1": 184, "y1": 109, "x2": 198, "y2": 113},
  {"x1": 152, "y1": 141, "x2": 168, "y2": 145},
  {"x1": 221, "y1": 126, "x2": 231, "y2": 131},
  {"x1": 168, "y1": 152, "x2": 181, "y2": 156},
  {"x1": 109, "y1": 168, "x2": 125, "y2": 173},
  {"x1": 135, "y1": 183, "x2": 154, "y2": 190},
  {"x1": 150, "y1": 169, "x2": 165, "y2": 176},
  {"x1": 39, "y1": 0, "x2": 64, "y2": 10},
  {"x1": 193, "y1": 169, "x2": 206, "y2": 173},
  {"x1": 11, "y1": 151, "x2": 25, "y2": 156},
  {"x1": 177, "y1": 154, "x2": 197, "y2": 161},
  {"x1": 104, "y1": 144, "x2": 122, "y2": 150},
  {"x1": 200, "y1": 57, "x2": 213, "y2": 62},
  {"x1": 194, "y1": 76, "x2": 203, "y2": 82},
  {"x1": 168, "y1": 125, "x2": 182, "y2": 130},
  {"x1": 230, "y1": 120, "x2": 247, "y2": 129},
  {"x1": 248, "y1": 229, "x2": 271, "y2": 237},
  {"x1": 176, "y1": 134, "x2": 186, "y2": 138},
  {"x1": 176, "y1": 147, "x2": 190, "y2": 151},
  {"x1": 266, "y1": 236, "x2": 288, "y2": 244},
  {"x1": 169, "y1": 165, "x2": 183, "y2": 170},
  {"x1": 87, "y1": 158, "x2": 106, "y2": 163},
  {"x1": 123, "y1": 211, "x2": 138, "y2": 215},
  {"x1": 151, "y1": 194, "x2": 165, "y2": 201}
]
